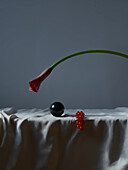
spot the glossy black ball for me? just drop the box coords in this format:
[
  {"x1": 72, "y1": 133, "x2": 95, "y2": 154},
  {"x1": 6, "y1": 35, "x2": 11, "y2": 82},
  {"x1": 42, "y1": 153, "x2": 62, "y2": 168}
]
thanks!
[{"x1": 50, "y1": 102, "x2": 64, "y2": 117}]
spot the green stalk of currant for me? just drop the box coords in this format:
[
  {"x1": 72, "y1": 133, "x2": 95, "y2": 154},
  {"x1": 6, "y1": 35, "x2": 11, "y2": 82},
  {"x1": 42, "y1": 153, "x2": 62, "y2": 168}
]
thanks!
[{"x1": 29, "y1": 49, "x2": 128, "y2": 92}]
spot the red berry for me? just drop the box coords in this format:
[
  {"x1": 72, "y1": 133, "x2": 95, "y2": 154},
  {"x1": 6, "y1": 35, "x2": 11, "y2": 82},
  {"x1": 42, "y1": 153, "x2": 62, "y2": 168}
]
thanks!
[
  {"x1": 75, "y1": 111, "x2": 80, "y2": 117},
  {"x1": 77, "y1": 124, "x2": 84, "y2": 130},
  {"x1": 80, "y1": 111, "x2": 85, "y2": 118},
  {"x1": 76, "y1": 111, "x2": 85, "y2": 119},
  {"x1": 76, "y1": 120, "x2": 84, "y2": 125},
  {"x1": 79, "y1": 125, "x2": 84, "y2": 130},
  {"x1": 76, "y1": 124, "x2": 80, "y2": 129}
]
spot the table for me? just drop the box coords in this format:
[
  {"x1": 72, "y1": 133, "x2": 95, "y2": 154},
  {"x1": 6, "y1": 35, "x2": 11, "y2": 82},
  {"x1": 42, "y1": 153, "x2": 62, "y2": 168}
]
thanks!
[{"x1": 0, "y1": 107, "x2": 128, "y2": 170}]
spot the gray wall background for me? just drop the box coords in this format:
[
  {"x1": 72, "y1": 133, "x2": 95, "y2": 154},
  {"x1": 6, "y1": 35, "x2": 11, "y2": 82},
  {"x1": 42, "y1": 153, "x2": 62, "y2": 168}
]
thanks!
[{"x1": 0, "y1": 0, "x2": 128, "y2": 109}]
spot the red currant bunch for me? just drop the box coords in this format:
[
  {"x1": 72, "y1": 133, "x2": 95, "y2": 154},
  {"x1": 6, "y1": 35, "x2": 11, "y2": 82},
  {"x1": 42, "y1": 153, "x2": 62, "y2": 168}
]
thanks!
[{"x1": 75, "y1": 111, "x2": 85, "y2": 130}]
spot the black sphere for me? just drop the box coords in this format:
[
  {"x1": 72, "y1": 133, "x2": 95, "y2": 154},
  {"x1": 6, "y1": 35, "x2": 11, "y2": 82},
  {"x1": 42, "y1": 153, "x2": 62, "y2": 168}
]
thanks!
[{"x1": 50, "y1": 102, "x2": 64, "y2": 117}]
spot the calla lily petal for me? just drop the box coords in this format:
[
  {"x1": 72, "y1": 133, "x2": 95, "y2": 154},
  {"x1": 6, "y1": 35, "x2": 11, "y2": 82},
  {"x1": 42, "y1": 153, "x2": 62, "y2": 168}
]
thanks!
[{"x1": 29, "y1": 67, "x2": 52, "y2": 93}]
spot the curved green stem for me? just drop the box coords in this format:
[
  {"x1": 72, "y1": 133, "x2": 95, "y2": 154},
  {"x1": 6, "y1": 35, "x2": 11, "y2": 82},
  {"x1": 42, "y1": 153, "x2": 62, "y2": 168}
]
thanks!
[{"x1": 50, "y1": 50, "x2": 128, "y2": 70}]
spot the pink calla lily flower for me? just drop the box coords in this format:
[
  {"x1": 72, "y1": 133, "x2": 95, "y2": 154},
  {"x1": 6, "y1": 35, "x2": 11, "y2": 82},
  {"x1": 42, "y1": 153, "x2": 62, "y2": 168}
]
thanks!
[
  {"x1": 29, "y1": 50, "x2": 128, "y2": 93},
  {"x1": 29, "y1": 67, "x2": 52, "y2": 92}
]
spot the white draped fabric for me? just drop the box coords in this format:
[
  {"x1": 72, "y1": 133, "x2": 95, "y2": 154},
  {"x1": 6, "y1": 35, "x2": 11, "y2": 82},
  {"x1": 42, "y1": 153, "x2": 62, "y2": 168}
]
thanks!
[{"x1": 0, "y1": 107, "x2": 128, "y2": 170}]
